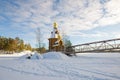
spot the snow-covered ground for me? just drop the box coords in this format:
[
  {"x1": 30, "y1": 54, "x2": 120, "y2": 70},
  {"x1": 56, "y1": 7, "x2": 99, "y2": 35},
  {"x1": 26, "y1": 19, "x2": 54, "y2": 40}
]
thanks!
[{"x1": 0, "y1": 51, "x2": 120, "y2": 80}]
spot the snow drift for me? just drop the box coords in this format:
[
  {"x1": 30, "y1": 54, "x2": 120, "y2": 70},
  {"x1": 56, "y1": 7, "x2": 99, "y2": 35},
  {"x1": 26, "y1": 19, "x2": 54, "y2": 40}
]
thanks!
[
  {"x1": 19, "y1": 52, "x2": 42, "y2": 60},
  {"x1": 19, "y1": 51, "x2": 68, "y2": 60}
]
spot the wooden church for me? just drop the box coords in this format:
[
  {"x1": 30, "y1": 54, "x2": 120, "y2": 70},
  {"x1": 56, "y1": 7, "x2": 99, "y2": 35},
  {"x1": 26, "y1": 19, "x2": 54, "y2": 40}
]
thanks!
[{"x1": 48, "y1": 22, "x2": 64, "y2": 51}]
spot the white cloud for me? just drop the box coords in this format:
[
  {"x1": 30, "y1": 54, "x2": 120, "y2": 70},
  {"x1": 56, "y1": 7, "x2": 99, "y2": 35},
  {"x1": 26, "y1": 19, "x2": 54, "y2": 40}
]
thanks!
[
  {"x1": 98, "y1": 0, "x2": 120, "y2": 26},
  {"x1": 70, "y1": 31, "x2": 120, "y2": 42},
  {"x1": 70, "y1": 31, "x2": 109, "y2": 38},
  {"x1": 1, "y1": 0, "x2": 120, "y2": 47}
]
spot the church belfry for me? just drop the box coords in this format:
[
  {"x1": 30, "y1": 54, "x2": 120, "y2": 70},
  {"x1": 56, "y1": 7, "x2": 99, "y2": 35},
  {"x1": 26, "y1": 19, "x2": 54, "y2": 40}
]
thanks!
[{"x1": 48, "y1": 22, "x2": 64, "y2": 51}]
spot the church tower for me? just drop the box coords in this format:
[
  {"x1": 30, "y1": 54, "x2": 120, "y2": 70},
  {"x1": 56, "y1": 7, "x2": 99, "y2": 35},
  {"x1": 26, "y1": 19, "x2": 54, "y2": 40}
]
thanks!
[{"x1": 48, "y1": 22, "x2": 64, "y2": 51}]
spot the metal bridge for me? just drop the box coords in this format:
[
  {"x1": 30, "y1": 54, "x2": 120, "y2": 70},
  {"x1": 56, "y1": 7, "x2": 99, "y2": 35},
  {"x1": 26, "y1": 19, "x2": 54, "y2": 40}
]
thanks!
[{"x1": 65, "y1": 38, "x2": 120, "y2": 55}]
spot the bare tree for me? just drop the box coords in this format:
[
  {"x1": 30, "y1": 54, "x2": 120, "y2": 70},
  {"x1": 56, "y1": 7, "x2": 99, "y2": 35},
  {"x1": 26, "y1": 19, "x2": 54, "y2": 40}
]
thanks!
[{"x1": 35, "y1": 27, "x2": 43, "y2": 53}]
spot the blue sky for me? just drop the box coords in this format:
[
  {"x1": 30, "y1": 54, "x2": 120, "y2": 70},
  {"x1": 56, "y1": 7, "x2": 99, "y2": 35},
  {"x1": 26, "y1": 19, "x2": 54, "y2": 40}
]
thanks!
[{"x1": 0, "y1": 0, "x2": 120, "y2": 48}]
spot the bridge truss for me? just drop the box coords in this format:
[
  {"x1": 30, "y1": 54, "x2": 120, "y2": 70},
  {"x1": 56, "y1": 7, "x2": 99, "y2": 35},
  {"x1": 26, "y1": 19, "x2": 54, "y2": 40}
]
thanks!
[{"x1": 65, "y1": 38, "x2": 120, "y2": 54}]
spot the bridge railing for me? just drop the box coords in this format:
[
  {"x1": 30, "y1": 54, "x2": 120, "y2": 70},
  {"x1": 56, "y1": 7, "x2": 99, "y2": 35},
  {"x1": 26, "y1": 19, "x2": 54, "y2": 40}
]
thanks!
[{"x1": 66, "y1": 38, "x2": 120, "y2": 54}]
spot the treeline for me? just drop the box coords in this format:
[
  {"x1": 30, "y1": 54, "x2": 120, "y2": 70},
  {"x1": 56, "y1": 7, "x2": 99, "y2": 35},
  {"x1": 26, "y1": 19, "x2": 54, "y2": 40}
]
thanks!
[{"x1": 0, "y1": 36, "x2": 32, "y2": 54}]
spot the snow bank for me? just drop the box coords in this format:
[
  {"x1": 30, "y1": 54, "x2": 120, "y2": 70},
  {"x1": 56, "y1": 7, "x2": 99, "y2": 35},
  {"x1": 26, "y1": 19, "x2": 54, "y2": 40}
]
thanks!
[
  {"x1": 0, "y1": 50, "x2": 31, "y2": 58},
  {"x1": 42, "y1": 52, "x2": 68, "y2": 60},
  {"x1": 19, "y1": 52, "x2": 68, "y2": 60},
  {"x1": 19, "y1": 52, "x2": 42, "y2": 60},
  {"x1": 30, "y1": 52, "x2": 42, "y2": 59}
]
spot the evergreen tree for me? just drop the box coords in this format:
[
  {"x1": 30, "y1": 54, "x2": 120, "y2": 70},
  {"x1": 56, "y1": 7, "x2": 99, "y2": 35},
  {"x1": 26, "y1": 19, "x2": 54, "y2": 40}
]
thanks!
[
  {"x1": 25, "y1": 43, "x2": 32, "y2": 51},
  {"x1": 0, "y1": 36, "x2": 5, "y2": 50},
  {"x1": 62, "y1": 34, "x2": 72, "y2": 47},
  {"x1": 65, "y1": 40, "x2": 72, "y2": 47},
  {"x1": 0, "y1": 36, "x2": 32, "y2": 53},
  {"x1": 18, "y1": 40, "x2": 25, "y2": 51},
  {"x1": 36, "y1": 47, "x2": 46, "y2": 54}
]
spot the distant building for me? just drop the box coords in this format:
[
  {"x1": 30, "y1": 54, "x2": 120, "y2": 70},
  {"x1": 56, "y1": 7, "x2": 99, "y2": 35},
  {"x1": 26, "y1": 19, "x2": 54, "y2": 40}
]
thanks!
[{"x1": 48, "y1": 22, "x2": 64, "y2": 51}]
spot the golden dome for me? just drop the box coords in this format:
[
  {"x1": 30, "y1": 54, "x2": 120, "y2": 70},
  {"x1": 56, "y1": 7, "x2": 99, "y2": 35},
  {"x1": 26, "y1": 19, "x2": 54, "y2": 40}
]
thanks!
[{"x1": 53, "y1": 22, "x2": 58, "y2": 29}]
